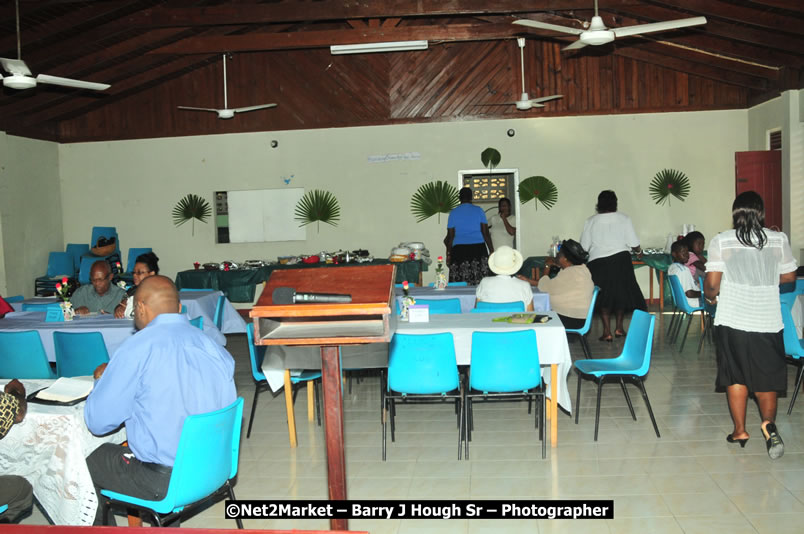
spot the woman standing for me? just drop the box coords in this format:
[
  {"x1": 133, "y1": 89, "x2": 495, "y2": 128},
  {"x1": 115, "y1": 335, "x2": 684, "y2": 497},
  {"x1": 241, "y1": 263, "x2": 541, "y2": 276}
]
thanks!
[
  {"x1": 705, "y1": 191, "x2": 797, "y2": 459},
  {"x1": 580, "y1": 190, "x2": 645, "y2": 341},
  {"x1": 488, "y1": 197, "x2": 516, "y2": 250},
  {"x1": 444, "y1": 187, "x2": 493, "y2": 285}
]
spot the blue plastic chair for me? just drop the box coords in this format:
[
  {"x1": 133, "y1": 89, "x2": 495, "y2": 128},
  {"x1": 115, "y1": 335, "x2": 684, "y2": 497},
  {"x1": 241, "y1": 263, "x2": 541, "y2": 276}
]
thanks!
[
  {"x1": 796, "y1": 279, "x2": 804, "y2": 294},
  {"x1": 667, "y1": 274, "x2": 705, "y2": 352},
  {"x1": 180, "y1": 305, "x2": 187, "y2": 314},
  {"x1": 465, "y1": 330, "x2": 545, "y2": 459},
  {"x1": 0, "y1": 331, "x2": 56, "y2": 379},
  {"x1": 564, "y1": 286, "x2": 600, "y2": 359},
  {"x1": 574, "y1": 310, "x2": 659, "y2": 441},
  {"x1": 384, "y1": 333, "x2": 463, "y2": 460},
  {"x1": 90, "y1": 226, "x2": 119, "y2": 254},
  {"x1": 781, "y1": 293, "x2": 804, "y2": 415},
  {"x1": 428, "y1": 281, "x2": 468, "y2": 287},
  {"x1": 413, "y1": 298, "x2": 462, "y2": 315},
  {"x1": 53, "y1": 331, "x2": 110, "y2": 377},
  {"x1": 189, "y1": 316, "x2": 204, "y2": 330},
  {"x1": 245, "y1": 323, "x2": 320, "y2": 440},
  {"x1": 78, "y1": 256, "x2": 102, "y2": 285},
  {"x1": 0, "y1": 504, "x2": 7, "y2": 514},
  {"x1": 696, "y1": 276, "x2": 716, "y2": 353},
  {"x1": 472, "y1": 301, "x2": 525, "y2": 313},
  {"x1": 65, "y1": 244, "x2": 90, "y2": 272},
  {"x1": 21, "y1": 302, "x2": 61, "y2": 312},
  {"x1": 213, "y1": 294, "x2": 226, "y2": 330},
  {"x1": 100, "y1": 397, "x2": 244, "y2": 528},
  {"x1": 4, "y1": 295, "x2": 24, "y2": 303},
  {"x1": 126, "y1": 247, "x2": 153, "y2": 274},
  {"x1": 35, "y1": 252, "x2": 75, "y2": 295}
]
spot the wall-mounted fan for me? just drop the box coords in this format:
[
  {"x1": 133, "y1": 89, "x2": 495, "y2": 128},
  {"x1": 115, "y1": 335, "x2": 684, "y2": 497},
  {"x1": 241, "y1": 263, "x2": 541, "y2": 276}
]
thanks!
[
  {"x1": 482, "y1": 38, "x2": 562, "y2": 111},
  {"x1": 513, "y1": 0, "x2": 706, "y2": 52},
  {"x1": 178, "y1": 54, "x2": 277, "y2": 119},
  {"x1": 0, "y1": 0, "x2": 110, "y2": 91}
]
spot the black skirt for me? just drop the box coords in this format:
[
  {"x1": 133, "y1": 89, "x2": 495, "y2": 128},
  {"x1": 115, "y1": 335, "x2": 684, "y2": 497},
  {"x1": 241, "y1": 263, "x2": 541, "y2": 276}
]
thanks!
[
  {"x1": 587, "y1": 250, "x2": 646, "y2": 312},
  {"x1": 715, "y1": 325, "x2": 786, "y2": 393},
  {"x1": 448, "y1": 243, "x2": 490, "y2": 286}
]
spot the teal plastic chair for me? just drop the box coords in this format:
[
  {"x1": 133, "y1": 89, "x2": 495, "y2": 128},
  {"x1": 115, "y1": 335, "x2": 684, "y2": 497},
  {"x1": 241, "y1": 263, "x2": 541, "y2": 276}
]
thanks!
[
  {"x1": 65, "y1": 244, "x2": 90, "y2": 272},
  {"x1": 781, "y1": 293, "x2": 804, "y2": 415},
  {"x1": 126, "y1": 247, "x2": 153, "y2": 273},
  {"x1": 180, "y1": 305, "x2": 187, "y2": 314},
  {"x1": 53, "y1": 331, "x2": 110, "y2": 377},
  {"x1": 4, "y1": 295, "x2": 24, "y2": 303},
  {"x1": 22, "y1": 302, "x2": 61, "y2": 312},
  {"x1": 245, "y1": 323, "x2": 320, "y2": 438},
  {"x1": 796, "y1": 279, "x2": 804, "y2": 294},
  {"x1": 465, "y1": 329, "x2": 545, "y2": 459},
  {"x1": 384, "y1": 333, "x2": 463, "y2": 460},
  {"x1": 574, "y1": 310, "x2": 659, "y2": 441},
  {"x1": 189, "y1": 316, "x2": 204, "y2": 330},
  {"x1": 78, "y1": 256, "x2": 102, "y2": 285},
  {"x1": 213, "y1": 294, "x2": 226, "y2": 330},
  {"x1": 100, "y1": 397, "x2": 244, "y2": 528},
  {"x1": 0, "y1": 504, "x2": 7, "y2": 514},
  {"x1": 564, "y1": 286, "x2": 600, "y2": 359},
  {"x1": 472, "y1": 301, "x2": 525, "y2": 313},
  {"x1": 413, "y1": 298, "x2": 461, "y2": 314},
  {"x1": 428, "y1": 281, "x2": 468, "y2": 287},
  {"x1": 35, "y1": 252, "x2": 75, "y2": 295},
  {"x1": 0, "y1": 331, "x2": 56, "y2": 379},
  {"x1": 696, "y1": 276, "x2": 716, "y2": 353},
  {"x1": 90, "y1": 226, "x2": 119, "y2": 254},
  {"x1": 667, "y1": 274, "x2": 705, "y2": 352}
]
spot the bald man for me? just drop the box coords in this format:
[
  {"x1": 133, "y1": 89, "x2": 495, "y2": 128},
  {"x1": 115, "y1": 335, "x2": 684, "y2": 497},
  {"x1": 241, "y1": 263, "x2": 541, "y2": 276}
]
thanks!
[
  {"x1": 71, "y1": 260, "x2": 126, "y2": 315},
  {"x1": 84, "y1": 276, "x2": 236, "y2": 525}
]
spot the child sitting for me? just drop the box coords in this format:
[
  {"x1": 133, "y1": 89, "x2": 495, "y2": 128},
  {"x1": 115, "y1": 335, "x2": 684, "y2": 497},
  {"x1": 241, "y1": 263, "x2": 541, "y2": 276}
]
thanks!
[
  {"x1": 683, "y1": 231, "x2": 707, "y2": 280},
  {"x1": 668, "y1": 241, "x2": 701, "y2": 308}
]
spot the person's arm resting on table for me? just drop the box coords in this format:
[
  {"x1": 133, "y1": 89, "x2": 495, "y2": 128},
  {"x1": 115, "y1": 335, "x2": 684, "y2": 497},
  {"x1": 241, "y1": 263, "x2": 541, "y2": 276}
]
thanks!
[{"x1": 84, "y1": 342, "x2": 140, "y2": 435}]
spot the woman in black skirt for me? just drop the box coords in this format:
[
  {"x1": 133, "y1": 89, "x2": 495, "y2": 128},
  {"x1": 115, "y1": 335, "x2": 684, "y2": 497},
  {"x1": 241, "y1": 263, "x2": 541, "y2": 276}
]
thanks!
[
  {"x1": 580, "y1": 190, "x2": 646, "y2": 341},
  {"x1": 704, "y1": 191, "x2": 797, "y2": 459},
  {"x1": 443, "y1": 187, "x2": 493, "y2": 285}
]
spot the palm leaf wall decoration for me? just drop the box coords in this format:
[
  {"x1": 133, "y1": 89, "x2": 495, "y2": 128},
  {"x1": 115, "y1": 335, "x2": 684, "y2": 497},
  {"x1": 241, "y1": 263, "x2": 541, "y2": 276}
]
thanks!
[
  {"x1": 481, "y1": 147, "x2": 501, "y2": 173},
  {"x1": 649, "y1": 168, "x2": 690, "y2": 206},
  {"x1": 411, "y1": 181, "x2": 459, "y2": 223},
  {"x1": 172, "y1": 194, "x2": 212, "y2": 236},
  {"x1": 294, "y1": 189, "x2": 340, "y2": 231},
  {"x1": 519, "y1": 176, "x2": 558, "y2": 211}
]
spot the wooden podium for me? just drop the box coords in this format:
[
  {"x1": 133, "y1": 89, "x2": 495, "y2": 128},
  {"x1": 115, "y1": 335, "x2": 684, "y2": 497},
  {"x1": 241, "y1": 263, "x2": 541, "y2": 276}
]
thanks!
[{"x1": 250, "y1": 265, "x2": 395, "y2": 531}]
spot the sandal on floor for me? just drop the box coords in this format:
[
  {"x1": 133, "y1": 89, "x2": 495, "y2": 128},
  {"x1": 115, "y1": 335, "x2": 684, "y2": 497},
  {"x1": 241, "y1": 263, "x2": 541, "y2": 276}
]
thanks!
[
  {"x1": 761, "y1": 422, "x2": 784, "y2": 460},
  {"x1": 598, "y1": 334, "x2": 613, "y2": 342},
  {"x1": 614, "y1": 330, "x2": 627, "y2": 338}
]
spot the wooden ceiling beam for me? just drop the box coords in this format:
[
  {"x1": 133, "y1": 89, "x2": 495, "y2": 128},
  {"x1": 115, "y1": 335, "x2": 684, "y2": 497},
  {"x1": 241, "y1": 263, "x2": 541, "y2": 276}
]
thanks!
[
  {"x1": 738, "y1": 1, "x2": 804, "y2": 16},
  {"x1": 649, "y1": 0, "x2": 803, "y2": 34}
]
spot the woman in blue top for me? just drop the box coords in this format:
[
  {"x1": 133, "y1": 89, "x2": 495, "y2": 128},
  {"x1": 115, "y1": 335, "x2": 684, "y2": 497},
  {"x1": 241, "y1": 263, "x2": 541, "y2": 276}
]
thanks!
[{"x1": 443, "y1": 187, "x2": 494, "y2": 285}]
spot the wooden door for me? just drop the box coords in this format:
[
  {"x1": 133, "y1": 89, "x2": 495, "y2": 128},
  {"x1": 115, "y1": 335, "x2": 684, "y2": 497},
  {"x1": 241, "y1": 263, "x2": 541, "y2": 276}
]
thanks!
[{"x1": 735, "y1": 151, "x2": 782, "y2": 231}]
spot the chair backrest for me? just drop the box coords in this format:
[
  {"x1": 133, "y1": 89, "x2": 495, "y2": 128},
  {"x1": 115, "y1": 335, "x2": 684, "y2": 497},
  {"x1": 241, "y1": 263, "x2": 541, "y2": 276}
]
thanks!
[
  {"x1": 667, "y1": 274, "x2": 701, "y2": 314},
  {"x1": 181, "y1": 304, "x2": 187, "y2": 314},
  {"x1": 428, "y1": 281, "x2": 468, "y2": 287},
  {"x1": 4, "y1": 295, "x2": 24, "y2": 303},
  {"x1": 22, "y1": 302, "x2": 61, "y2": 312},
  {"x1": 126, "y1": 247, "x2": 153, "y2": 273},
  {"x1": 565, "y1": 286, "x2": 600, "y2": 334},
  {"x1": 53, "y1": 331, "x2": 110, "y2": 377},
  {"x1": 246, "y1": 323, "x2": 267, "y2": 382},
  {"x1": 388, "y1": 333, "x2": 459, "y2": 394},
  {"x1": 90, "y1": 226, "x2": 119, "y2": 253},
  {"x1": 469, "y1": 330, "x2": 541, "y2": 392},
  {"x1": 698, "y1": 276, "x2": 717, "y2": 314},
  {"x1": 618, "y1": 310, "x2": 656, "y2": 375},
  {"x1": 157, "y1": 397, "x2": 244, "y2": 514},
  {"x1": 47, "y1": 252, "x2": 75, "y2": 278},
  {"x1": 796, "y1": 278, "x2": 804, "y2": 295},
  {"x1": 414, "y1": 298, "x2": 462, "y2": 314},
  {"x1": 0, "y1": 331, "x2": 56, "y2": 379},
  {"x1": 65, "y1": 244, "x2": 90, "y2": 272},
  {"x1": 189, "y1": 316, "x2": 204, "y2": 330},
  {"x1": 213, "y1": 294, "x2": 226, "y2": 330},
  {"x1": 473, "y1": 301, "x2": 525, "y2": 313},
  {"x1": 780, "y1": 293, "x2": 804, "y2": 358},
  {"x1": 78, "y1": 256, "x2": 99, "y2": 285},
  {"x1": 0, "y1": 504, "x2": 7, "y2": 514}
]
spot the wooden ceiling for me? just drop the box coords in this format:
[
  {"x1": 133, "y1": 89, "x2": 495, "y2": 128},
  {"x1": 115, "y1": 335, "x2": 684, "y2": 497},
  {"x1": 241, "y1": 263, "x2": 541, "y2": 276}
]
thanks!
[{"x1": 0, "y1": 0, "x2": 801, "y2": 143}]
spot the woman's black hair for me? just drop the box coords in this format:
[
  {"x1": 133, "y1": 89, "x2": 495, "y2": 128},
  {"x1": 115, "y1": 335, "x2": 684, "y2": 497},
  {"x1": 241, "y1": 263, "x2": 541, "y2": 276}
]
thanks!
[
  {"x1": 683, "y1": 231, "x2": 705, "y2": 250},
  {"x1": 732, "y1": 191, "x2": 766, "y2": 249},
  {"x1": 596, "y1": 190, "x2": 618, "y2": 213},
  {"x1": 459, "y1": 187, "x2": 473, "y2": 203},
  {"x1": 135, "y1": 251, "x2": 160, "y2": 274}
]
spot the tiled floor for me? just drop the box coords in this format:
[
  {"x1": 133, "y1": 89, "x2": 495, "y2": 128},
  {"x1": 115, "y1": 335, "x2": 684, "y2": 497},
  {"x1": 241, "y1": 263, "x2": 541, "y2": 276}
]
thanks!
[{"x1": 21, "y1": 306, "x2": 804, "y2": 533}]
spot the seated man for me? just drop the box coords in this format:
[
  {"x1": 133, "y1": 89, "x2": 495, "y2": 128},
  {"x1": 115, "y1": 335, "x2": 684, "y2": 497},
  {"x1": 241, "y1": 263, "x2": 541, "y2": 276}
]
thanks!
[
  {"x1": 476, "y1": 246, "x2": 534, "y2": 311},
  {"x1": 84, "y1": 276, "x2": 236, "y2": 525},
  {"x1": 0, "y1": 379, "x2": 35, "y2": 523},
  {"x1": 72, "y1": 260, "x2": 126, "y2": 315},
  {"x1": 668, "y1": 240, "x2": 701, "y2": 308}
]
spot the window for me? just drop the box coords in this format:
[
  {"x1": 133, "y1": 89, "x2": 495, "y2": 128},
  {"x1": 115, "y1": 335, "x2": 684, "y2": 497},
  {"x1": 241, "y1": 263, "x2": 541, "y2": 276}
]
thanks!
[{"x1": 768, "y1": 129, "x2": 782, "y2": 151}]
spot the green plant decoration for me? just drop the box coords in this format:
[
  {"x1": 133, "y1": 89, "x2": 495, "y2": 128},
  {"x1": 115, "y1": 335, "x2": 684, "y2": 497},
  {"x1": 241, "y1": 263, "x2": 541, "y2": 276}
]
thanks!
[
  {"x1": 172, "y1": 193, "x2": 212, "y2": 236},
  {"x1": 294, "y1": 189, "x2": 341, "y2": 231},
  {"x1": 518, "y1": 176, "x2": 558, "y2": 211},
  {"x1": 649, "y1": 168, "x2": 691, "y2": 206},
  {"x1": 411, "y1": 180, "x2": 460, "y2": 223},
  {"x1": 481, "y1": 147, "x2": 501, "y2": 173}
]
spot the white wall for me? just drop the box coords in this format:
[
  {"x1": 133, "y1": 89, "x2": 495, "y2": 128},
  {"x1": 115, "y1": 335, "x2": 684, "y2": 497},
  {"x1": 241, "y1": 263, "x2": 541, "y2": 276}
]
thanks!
[
  {"x1": 57, "y1": 109, "x2": 747, "y2": 285},
  {"x1": 0, "y1": 133, "x2": 62, "y2": 296}
]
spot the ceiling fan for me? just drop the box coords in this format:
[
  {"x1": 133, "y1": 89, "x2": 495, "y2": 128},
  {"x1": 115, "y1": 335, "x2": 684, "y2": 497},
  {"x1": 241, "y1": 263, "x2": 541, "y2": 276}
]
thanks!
[
  {"x1": 482, "y1": 38, "x2": 562, "y2": 111},
  {"x1": 178, "y1": 54, "x2": 277, "y2": 119},
  {"x1": 1, "y1": 0, "x2": 110, "y2": 91},
  {"x1": 513, "y1": 0, "x2": 707, "y2": 52}
]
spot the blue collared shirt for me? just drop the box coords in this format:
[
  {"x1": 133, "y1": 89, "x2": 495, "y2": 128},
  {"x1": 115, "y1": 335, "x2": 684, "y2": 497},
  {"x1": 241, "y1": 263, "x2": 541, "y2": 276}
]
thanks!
[{"x1": 84, "y1": 313, "x2": 236, "y2": 466}]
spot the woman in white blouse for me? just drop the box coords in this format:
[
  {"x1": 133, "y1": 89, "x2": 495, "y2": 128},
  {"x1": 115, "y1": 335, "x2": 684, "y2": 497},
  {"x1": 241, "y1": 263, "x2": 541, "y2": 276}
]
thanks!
[{"x1": 704, "y1": 191, "x2": 797, "y2": 459}]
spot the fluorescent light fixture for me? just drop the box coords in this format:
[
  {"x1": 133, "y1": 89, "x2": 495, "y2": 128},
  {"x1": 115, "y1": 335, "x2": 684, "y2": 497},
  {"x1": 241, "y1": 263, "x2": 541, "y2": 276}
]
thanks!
[{"x1": 330, "y1": 40, "x2": 428, "y2": 55}]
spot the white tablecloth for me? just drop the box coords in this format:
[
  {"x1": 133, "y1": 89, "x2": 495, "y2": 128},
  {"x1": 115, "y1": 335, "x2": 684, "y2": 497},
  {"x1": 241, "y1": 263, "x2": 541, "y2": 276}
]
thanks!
[
  {"x1": 179, "y1": 290, "x2": 247, "y2": 334},
  {"x1": 394, "y1": 311, "x2": 573, "y2": 413},
  {"x1": 395, "y1": 286, "x2": 550, "y2": 313},
  {"x1": 0, "y1": 379, "x2": 126, "y2": 526}
]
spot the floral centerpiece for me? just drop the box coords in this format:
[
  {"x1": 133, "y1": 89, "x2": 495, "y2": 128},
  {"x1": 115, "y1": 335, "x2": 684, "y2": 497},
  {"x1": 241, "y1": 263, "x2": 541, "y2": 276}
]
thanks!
[
  {"x1": 434, "y1": 255, "x2": 448, "y2": 290},
  {"x1": 55, "y1": 277, "x2": 76, "y2": 321},
  {"x1": 400, "y1": 281, "x2": 416, "y2": 321}
]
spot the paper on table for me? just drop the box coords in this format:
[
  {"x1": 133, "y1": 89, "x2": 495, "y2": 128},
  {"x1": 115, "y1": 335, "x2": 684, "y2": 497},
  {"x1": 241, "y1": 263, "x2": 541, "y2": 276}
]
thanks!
[{"x1": 36, "y1": 376, "x2": 94, "y2": 402}]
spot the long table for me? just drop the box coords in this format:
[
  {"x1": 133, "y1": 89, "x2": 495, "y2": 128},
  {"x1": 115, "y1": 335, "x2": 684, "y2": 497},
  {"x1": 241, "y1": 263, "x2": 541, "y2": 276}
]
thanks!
[
  {"x1": 0, "y1": 379, "x2": 126, "y2": 526},
  {"x1": 396, "y1": 285, "x2": 550, "y2": 313}
]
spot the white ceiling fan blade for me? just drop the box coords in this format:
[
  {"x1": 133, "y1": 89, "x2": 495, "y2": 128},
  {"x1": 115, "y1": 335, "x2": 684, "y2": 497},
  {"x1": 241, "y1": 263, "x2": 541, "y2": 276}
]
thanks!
[
  {"x1": 612, "y1": 16, "x2": 707, "y2": 38},
  {"x1": 512, "y1": 19, "x2": 583, "y2": 36},
  {"x1": 562, "y1": 40, "x2": 589, "y2": 51},
  {"x1": 36, "y1": 74, "x2": 110, "y2": 91},
  {"x1": 0, "y1": 57, "x2": 32, "y2": 76},
  {"x1": 231, "y1": 103, "x2": 277, "y2": 113},
  {"x1": 529, "y1": 94, "x2": 563, "y2": 104},
  {"x1": 177, "y1": 106, "x2": 221, "y2": 113}
]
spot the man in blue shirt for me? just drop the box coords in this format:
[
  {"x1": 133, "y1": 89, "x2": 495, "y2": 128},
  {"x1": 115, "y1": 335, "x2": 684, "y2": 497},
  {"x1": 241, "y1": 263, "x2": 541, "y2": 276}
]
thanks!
[{"x1": 84, "y1": 275, "x2": 236, "y2": 525}]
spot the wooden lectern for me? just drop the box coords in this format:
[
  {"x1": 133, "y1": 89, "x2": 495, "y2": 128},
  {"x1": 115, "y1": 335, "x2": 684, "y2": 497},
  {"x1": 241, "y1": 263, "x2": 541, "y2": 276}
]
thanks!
[{"x1": 250, "y1": 265, "x2": 395, "y2": 531}]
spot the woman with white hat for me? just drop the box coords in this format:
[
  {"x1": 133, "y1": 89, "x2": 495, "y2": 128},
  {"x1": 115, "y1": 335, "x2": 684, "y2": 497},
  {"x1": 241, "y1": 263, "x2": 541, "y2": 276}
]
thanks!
[{"x1": 475, "y1": 246, "x2": 534, "y2": 311}]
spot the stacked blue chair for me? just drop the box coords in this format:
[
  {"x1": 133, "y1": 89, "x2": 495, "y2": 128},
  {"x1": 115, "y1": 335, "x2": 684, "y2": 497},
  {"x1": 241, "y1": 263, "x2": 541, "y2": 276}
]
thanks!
[
  {"x1": 564, "y1": 286, "x2": 600, "y2": 359},
  {"x1": 213, "y1": 294, "x2": 226, "y2": 331},
  {"x1": 53, "y1": 332, "x2": 110, "y2": 377},
  {"x1": 781, "y1": 293, "x2": 804, "y2": 414},
  {"x1": 413, "y1": 298, "x2": 461, "y2": 315},
  {"x1": 383, "y1": 333, "x2": 463, "y2": 460},
  {"x1": 667, "y1": 275, "x2": 706, "y2": 352},
  {"x1": 125, "y1": 247, "x2": 153, "y2": 274},
  {"x1": 34, "y1": 252, "x2": 75, "y2": 296},
  {"x1": 22, "y1": 302, "x2": 61, "y2": 312},
  {"x1": 472, "y1": 301, "x2": 525, "y2": 313},
  {"x1": 100, "y1": 397, "x2": 245, "y2": 528},
  {"x1": 65, "y1": 244, "x2": 90, "y2": 273},
  {"x1": 465, "y1": 330, "x2": 545, "y2": 459},
  {"x1": 78, "y1": 256, "x2": 101, "y2": 285},
  {"x1": 189, "y1": 316, "x2": 204, "y2": 330},
  {"x1": 90, "y1": 226, "x2": 120, "y2": 255},
  {"x1": 0, "y1": 331, "x2": 56, "y2": 379},
  {"x1": 574, "y1": 310, "x2": 660, "y2": 441},
  {"x1": 4, "y1": 295, "x2": 24, "y2": 303}
]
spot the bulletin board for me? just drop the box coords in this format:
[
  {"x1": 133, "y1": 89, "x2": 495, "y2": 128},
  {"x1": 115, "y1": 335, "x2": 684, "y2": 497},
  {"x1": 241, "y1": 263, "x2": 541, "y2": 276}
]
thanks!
[{"x1": 226, "y1": 188, "x2": 306, "y2": 243}]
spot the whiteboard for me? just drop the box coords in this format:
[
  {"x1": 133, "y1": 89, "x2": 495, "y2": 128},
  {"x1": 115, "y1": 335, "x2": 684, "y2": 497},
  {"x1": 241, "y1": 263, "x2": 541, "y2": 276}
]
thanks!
[{"x1": 227, "y1": 188, "x2": 306, "y2": 243}]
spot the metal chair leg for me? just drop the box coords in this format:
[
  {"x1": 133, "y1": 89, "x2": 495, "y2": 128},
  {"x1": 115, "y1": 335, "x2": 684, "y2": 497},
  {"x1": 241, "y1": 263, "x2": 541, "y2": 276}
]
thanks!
[
  {"x1": 228, "y1": 484, "x2": 244, "y2": 529},
  {"x1": 463, "y1": 390, "x2": 470, "y2": 459},
  {"x1": 679, "y1": 314, "x2": 693, "y2": 352},
  {"x1": 457, "y1": 392, "x2": 464, "y2": 460},
  {"x1": 382, "y1": 395, "x2": 388, "y2": 460},
  {"x1": 580, "y1": 335, "x2": 592, "y2": 359},
  {"x1": 594, "y1": 377, "x2": 605, "y2": 441},
  {"x1": 575, "y1": 371, "x2": 583, "y2": 424},
  {"x1": 637, "y1": 378, "x2": 660, "y2": 438},
  {"x1": 620, "y1": 378, "x2": 636, "y2": 420},
  {"x1": 541, "y1": 391, "x2": 546, "y2": 459},
  {"x1": 697, "y1": 312, "x2": 708, "y2": 354},
  {"x1": 246, "y1": 383, "x2": 262, "y2": 438},
  {"x1": 787, "y1": 361, "x2": 804, "y2": 415}
]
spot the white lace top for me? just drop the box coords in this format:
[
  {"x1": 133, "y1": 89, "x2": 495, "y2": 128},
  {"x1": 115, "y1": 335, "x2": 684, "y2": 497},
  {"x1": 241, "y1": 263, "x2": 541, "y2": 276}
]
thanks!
[{"x1": 707, "y1": 229, "x2": 797, "y2": 332}]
